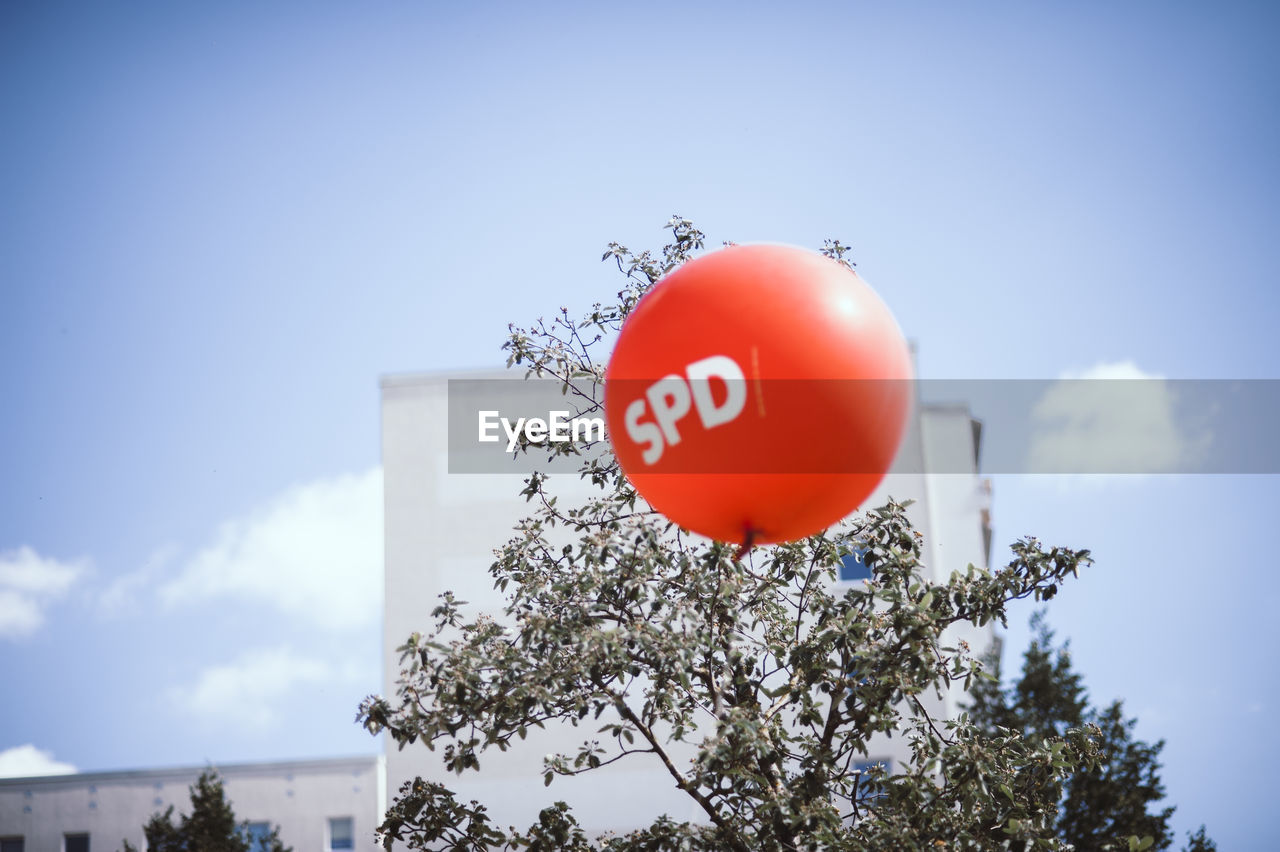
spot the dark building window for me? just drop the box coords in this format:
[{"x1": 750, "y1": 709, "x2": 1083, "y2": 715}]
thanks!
[
  {"x1": 852, "y1": 759, "x2": 891, "y2": 803},
  {"x1": 328, "y1": 817, "x2": 354, "y2": 851},
  {"x1": 65, "y1": 834, "x2": 89, "y2": 852},
  {"x1": 838, "y1": 547, "x2": 872, "y2": 582},
  {"x1": 245, "y1": 823, "x2": 271, "y2": 852},
  {"x1": 2, "y1": 836, "x2": 25, "y2": 852}
]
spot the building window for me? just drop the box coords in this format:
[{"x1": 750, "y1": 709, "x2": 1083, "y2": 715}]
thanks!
[
  {"x1": 852, "y1": 759, "x2": 891, "y2": 804},
  {"x1": 846, "y1": 657, "x2": 875, "y2": 688},
  {"x1": 65, "y1": 834, "x2": 89, "y2": 852},
  {"x1": 2, "y1": 837, "x2": 25, "y2": 852},
  {"x1": 244, "y1": 823, "x2": 271, "y2": 852},
  {"x1": 327, "y1": 817, "x2": 353, "y2": 852},
  {"x1": 838, "y1": 547, "x2": 872, "y2": 582}
]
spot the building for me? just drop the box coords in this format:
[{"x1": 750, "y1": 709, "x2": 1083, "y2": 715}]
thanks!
[
  {"x1": 0, "y1": 756, "x2": 382, "y2": 852},
  {"x1": 380, "y1": 369, "x2": 994, "y2": 837}
]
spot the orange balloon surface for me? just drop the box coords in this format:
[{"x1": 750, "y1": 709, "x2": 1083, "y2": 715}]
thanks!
[{"x1": 604, "y1": 243, "x2": 914, "y2": 545}]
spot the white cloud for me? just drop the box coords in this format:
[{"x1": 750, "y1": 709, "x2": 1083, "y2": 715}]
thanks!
[
  {"x1": 1059, "y1": 362, "x2": 1156, "y2": 381},
  {"x1": 0, "y1": 547, "x2": 89, "y2": 639},
  {"x1": 1026, "y1": 361, "x2": 1209, "y2": 474},
  {"x1": 167, "y1": 646, "x2": 332, "y2": 730},
  {"x1": 159, "y1": 468, "x2": 383, "y2": 630},
  {"x1": 97, "y1": 545, "x2": 178, "y2": 618},
  {"x1": 0, "y1": 744, "x2": 77, "y2": 778}
]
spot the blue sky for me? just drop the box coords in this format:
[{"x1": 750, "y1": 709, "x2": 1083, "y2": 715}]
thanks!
[{"x1": 2, "y1": 1, "x2": 1277, "y2": 847}]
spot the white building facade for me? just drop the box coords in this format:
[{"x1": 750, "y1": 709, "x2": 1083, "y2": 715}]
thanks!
[
  {"x1": 380, "y1": 370, "x2": 995, "y2": 837},
  {"x1": 0, "y1": 756, "x2": 383, "y2": 852}
]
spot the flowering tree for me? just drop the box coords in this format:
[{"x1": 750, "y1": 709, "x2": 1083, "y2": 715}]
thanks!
[{"x1": 359, "y1": 219, "x2": 1118, "y2": 851}]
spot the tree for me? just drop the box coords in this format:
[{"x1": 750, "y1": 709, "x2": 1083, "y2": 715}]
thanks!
[
  {"x1": 359, "y1": 218, "x2": 1138, "y2": 850},
  {"x1": 120, "y1": 769, "x2": 291, "y2": 852},
  {"x1": 1180, "y1": 827, "x2": 1217, "y2": 852},
  {"x1": 969, "y1": 614, "x2": 1214, "y2": 852}
]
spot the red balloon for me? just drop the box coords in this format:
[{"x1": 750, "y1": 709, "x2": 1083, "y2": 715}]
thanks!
[{"x1": 604, "y1": 244, "x2": 913, "y2": 546}]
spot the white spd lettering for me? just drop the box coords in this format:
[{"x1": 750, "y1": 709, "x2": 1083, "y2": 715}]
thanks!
[{"x1": 625, "y1": 355, "x2": 747, "y2": 464}]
